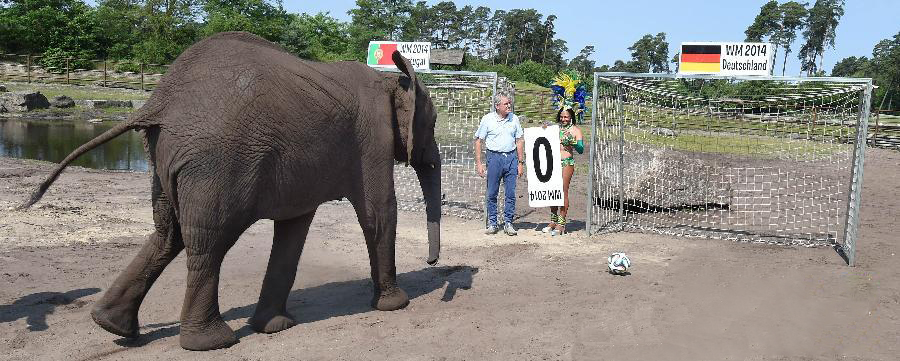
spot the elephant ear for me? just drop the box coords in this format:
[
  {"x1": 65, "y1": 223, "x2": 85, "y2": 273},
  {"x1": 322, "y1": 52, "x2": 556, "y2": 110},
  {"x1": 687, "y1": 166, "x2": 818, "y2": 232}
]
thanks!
[{"x1": 392, "y1": 51, "x2": 417, "y2": 164}]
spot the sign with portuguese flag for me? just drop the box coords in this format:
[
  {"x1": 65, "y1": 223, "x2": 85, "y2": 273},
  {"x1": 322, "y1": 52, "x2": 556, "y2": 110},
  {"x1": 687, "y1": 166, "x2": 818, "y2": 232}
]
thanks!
[
  {"x1": 679, "y1": 42, "x2": 774, "y2": 76},
  {"x1": 367, "y1": 41, "x2": 431, "y2": 70}
]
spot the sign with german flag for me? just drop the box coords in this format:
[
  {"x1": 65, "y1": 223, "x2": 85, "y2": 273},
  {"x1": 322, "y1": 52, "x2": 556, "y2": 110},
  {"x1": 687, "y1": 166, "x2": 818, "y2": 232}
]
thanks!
[
  {"x1": 367, "y1": 41, "x2": 431, "y2": 70},
  {"x1": 679, "y1": 42, "x2": 774, "y2": 76}
]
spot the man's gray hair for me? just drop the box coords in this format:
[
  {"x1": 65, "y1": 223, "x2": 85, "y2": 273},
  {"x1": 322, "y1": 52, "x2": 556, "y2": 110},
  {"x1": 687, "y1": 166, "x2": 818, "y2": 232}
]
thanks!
[{"x1": 494, "y1": 93, "x2": 511, "y2": 106}]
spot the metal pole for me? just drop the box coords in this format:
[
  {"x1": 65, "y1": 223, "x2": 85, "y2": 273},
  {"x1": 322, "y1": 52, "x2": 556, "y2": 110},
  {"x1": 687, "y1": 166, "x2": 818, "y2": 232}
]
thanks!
[
  {"x1": 841, "y1": 81, "x2": 872, "y2": 267},
  {"x1": 616, "y1": 86, "x2": 626, "y2": 228},
  {"x1": 586, "y1": 72, "x2": 599, "y2": 235}
]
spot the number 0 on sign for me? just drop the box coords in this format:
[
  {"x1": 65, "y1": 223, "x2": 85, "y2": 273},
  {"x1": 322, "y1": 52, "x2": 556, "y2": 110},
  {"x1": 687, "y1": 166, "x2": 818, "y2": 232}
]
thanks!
[{"x1": 524, "y1": 126, "x2": 564, "y2": 207}]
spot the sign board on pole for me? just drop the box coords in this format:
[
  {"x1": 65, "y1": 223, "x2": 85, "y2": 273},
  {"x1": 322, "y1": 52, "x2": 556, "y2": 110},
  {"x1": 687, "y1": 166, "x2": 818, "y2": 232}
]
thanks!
[
  {"x1": 367, "y1": 41, "x2": 431, "y2": 71},
  {"x1": 524, "y1": 126, "x2": 564, "y2": 207},
  {"x1": 679, "y1": 42, "x2": 774, "y2": 76}
]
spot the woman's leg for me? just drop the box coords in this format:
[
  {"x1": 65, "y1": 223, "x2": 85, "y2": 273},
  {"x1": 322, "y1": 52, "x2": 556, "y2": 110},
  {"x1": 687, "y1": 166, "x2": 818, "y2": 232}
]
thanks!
[
  {"x1": 544, "y1": 206, "x2": 559, "y2": 232},
  {"x1": 558, "y1": 165, "x2": 575, "y2": 234}
]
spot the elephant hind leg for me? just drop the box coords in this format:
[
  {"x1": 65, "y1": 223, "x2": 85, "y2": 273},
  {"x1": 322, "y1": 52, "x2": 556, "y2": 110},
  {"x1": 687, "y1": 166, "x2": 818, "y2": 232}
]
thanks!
[
  {"x1": 177, "y1": 223, "x2": 246, "y2": 351},
  {"x1": 91, "y1": 174, "x2": 183, "y2": 338},
  {"x1": 250, "y1": 211, "x2": 315, "y2": 333}
]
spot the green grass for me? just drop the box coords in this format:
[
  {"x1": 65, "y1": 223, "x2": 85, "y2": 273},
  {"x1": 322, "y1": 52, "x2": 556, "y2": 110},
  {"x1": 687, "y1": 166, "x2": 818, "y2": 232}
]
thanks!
[
  {"x1": 3, "y1": 82, "x2": 151, "y2": 101},
  {"x1": 609, "y1": 129, "x2": 848, "y2": 158},
  {"x1": 874, "y1": 114, "x2": 900, "y2": 125}
]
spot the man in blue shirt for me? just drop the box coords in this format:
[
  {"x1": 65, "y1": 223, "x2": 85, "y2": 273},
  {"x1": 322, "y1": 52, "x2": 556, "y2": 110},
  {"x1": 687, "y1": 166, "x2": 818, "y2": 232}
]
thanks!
[{"x1": 474, "y1": 94, "x2": 524, "y2": 235}]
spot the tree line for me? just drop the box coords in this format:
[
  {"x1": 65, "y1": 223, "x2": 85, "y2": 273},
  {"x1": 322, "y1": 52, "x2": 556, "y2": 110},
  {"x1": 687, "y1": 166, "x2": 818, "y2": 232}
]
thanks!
[
  {"x1": 743, "y1": 0, "x2": 898, "y2": 111},
  {"x1": 0, "y1": 0, "x2": 896, "y2": 108}
]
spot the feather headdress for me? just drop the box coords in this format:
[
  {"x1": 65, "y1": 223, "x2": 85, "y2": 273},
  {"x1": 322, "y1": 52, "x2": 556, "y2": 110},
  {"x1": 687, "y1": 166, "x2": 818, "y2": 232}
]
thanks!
[{"x1": 550, "y1": 72, "x2": 587, "y2": 124}]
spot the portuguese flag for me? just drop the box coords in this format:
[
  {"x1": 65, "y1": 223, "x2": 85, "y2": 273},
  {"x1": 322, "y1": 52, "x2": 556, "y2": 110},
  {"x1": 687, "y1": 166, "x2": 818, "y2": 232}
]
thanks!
[
  {"x1": 367, "y1": 43, "x2": 398, "y2": 66},
  {"x1": 681, "y1": 44, "x2": 721, "y2": 73}
]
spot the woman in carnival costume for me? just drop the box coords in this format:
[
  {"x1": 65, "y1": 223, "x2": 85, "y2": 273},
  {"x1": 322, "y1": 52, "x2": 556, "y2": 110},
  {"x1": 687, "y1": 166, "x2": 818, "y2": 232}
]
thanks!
[{"x1": 543, "y1": 73, "x2": 585, "y2": 235}]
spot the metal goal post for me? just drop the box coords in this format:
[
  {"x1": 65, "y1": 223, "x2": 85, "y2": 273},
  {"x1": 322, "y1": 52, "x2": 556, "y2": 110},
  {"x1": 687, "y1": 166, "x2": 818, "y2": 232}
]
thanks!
[{"x1": 587, "y1": 72, "x2": 872, "y2": 266}]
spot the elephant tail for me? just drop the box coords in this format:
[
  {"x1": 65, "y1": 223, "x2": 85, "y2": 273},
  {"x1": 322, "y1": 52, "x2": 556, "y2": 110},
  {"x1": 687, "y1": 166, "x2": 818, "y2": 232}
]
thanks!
[{"x1": 17, "y1": 120, "x2": 141, "y2": 210}]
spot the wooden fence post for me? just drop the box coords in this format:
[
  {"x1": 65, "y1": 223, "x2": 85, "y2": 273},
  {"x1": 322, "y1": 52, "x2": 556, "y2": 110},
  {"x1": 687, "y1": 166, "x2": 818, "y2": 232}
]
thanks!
[
  {"x1": 539, "y1": 94, "x2": 546, "y2": 121},
  {"x1": 26, "y1": 54, "x2": 31, "y2": 83},
  {"x1": 66, "y1": 57, "x2": 70, "y2": 85},
  {"x1": 873, "y1": 110, "x2": 880, "y2": 146},
  {"x1": 103, "y1": 59, "x2": 107, "y2": 87},
  {"x1": 140, "y1": 62, "x2": 144, "y2": 91}
]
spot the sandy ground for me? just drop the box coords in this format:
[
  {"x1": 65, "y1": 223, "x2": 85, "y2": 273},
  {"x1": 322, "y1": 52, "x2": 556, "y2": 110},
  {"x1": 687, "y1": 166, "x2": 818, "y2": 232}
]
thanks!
[{"x1": 0, "y1": 148, "x2": 899, "y2": 360}]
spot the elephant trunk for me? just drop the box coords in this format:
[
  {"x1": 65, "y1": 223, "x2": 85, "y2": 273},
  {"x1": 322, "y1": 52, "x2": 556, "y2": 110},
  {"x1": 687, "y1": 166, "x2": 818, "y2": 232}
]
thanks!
[{"x1": 414, "y1": 162, "x2": 441, "y2": 265}]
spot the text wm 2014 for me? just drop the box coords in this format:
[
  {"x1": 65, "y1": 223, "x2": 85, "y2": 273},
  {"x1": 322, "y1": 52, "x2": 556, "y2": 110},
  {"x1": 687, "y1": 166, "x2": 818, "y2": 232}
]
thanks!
[
  {"x1": 724, "y1": 44, "x2": 767, "y2": 57},
  {"x1": 400, "y1": 44, "x2": 429, "y2": 54}
]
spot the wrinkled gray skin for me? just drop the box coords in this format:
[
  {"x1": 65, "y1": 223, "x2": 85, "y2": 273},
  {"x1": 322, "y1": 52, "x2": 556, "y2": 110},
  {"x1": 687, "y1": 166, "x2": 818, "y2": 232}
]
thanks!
[{"x1": 20, "y1": 32, "x2": 442, "y2": 351}]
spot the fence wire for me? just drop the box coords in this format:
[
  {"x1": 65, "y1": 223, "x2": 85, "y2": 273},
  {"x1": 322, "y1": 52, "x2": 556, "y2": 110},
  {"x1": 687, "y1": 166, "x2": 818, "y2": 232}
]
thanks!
[{"x1": 589, "y1": 74, "x2": 870, "y2": 264}]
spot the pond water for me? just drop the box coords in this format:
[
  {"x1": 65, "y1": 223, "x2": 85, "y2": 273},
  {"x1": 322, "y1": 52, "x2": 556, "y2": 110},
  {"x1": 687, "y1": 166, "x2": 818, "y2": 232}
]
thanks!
[{"x1": 0, "y1": 117, "x2": 148, "y2": 171}]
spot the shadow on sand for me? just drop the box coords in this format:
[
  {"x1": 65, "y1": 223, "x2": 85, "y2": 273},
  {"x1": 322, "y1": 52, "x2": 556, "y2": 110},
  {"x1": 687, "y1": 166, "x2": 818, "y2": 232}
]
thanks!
[
  {"x1": 0, "y1": 288, "x2": 101, "y2": 331},
  {"x1": 116, "y1": 265, "x2": 479, "y2": 347}
]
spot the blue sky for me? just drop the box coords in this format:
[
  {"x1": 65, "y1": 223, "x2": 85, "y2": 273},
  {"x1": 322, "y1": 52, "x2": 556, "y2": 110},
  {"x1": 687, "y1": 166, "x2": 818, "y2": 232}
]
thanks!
[{"x1": 289, "y1": 0, "x2": 899, "y2": 75}]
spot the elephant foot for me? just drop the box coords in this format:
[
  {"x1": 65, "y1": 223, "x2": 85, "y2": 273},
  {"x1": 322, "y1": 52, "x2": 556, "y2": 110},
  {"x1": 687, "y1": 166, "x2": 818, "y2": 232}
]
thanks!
[
  {"x1": 91, "y1": 304, "x2": 139, "y2": 338},
  {"x1": 374, "y1": 287, "x2": 409, "y2": 311},
  {"x1": 249, "y1": 312, "x2": 297, "y2": 334},
  {"x1": 179, "y1": 318, "x2": 237, "y2": 351}
]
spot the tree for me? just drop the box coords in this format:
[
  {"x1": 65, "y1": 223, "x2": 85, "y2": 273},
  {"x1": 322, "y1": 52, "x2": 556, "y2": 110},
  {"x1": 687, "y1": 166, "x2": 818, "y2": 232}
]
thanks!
[
  {"x1": 347, "y1": 0, "x2": 412, "y2": 60},
  {"x1": 280, "y1": 12, "x2": 351, "y2": 61},
  {"x1": 201, "y1": 0, "x2": 290, "y2": 42},
  {"x1": 0, "y1": 0, "x2": 101, "y2": 56},
  {"x1": 774, "y1": 1, "x2": 807, "y2": 75},
  {"x1": 400, "y1": 1, "x2": 432, "y2": 42},
  {"x1": 830, "y1": 56, "x2": 869, "y2": 77},
  {"x1": 671, "y1": 51, "x2": 680, "y2": 73},
  {"x1": 540, "y1": 15, "x2": 556, "y2": 65},
  {"x1": 627, "y1": 32, "x2": 670, "y2": 73},
  {"x1": 744, "y1": 0, "x2": 781, "y2": 42},
  {"x1": 568, "y1": 45, "x2": 595, "y2": 75},
  {"x1": 428, "y1": 1, "x2": 457, "y2": 48},
  {"x1": 871, "y1": 32, "x2": 900, "y2": 112},
  {"x1": 799, "y1": 0, "x2": 844, "y2": 75}
]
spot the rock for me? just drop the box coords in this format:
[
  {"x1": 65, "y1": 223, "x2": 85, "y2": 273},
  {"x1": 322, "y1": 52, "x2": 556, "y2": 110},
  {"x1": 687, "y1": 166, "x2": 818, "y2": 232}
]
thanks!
[
  {"x1": 0, "y1": 91, "x2": 49, "y2": 112},
  {"x1": 595, "y1": 144, "x2": 733, "y2": 209},
  {"x1": 21, "y1": 92, "x2": 50, "y2": 111},
  {"x1": 0, "y1": 104, "x2": 7, "y2": 113},
  {"x1": 650, "y1": 127, "x2": 676, "y2": 137},
  {"x1": 51, "y1": 95, "x2": 76, "y2": 108},
  {"x1": 90, "y1": 100, "x2": 133, "y2": 109},
  {"x1": 0, "y1": 85, "x2": 7, "y2": 92},
  {"x1": 88, "y1": 118, "x2": 103, "y2": 123}
]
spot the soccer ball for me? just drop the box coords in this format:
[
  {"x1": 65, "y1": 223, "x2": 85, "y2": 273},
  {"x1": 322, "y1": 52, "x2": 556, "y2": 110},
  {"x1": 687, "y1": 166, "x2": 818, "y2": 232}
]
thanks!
[{"x1": 607, "y1": 252, "x2": 631, "y2": 275}]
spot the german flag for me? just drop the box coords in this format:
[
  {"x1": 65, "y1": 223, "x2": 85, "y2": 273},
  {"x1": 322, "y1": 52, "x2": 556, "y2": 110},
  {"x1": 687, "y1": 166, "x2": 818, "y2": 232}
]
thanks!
[
  {"x1": 681, "y1": 44, "x2": 721, "y2": 73},
  {"x1": 367, "y1": 43, "x2": 398, "y2": 66}
]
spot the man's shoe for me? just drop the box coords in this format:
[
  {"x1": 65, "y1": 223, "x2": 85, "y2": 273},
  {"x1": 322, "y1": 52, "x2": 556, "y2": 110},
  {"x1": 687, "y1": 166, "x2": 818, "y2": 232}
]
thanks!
[
  {"x1": 484, "y1": 224, "x2": 500, "y2": 235},
  {"x1": 504, "y1": 222, "x2": 517, "y2": 236}
]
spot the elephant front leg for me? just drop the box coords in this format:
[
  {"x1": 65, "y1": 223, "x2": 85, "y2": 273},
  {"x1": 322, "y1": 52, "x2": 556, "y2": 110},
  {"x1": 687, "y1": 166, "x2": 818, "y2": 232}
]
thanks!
[
  {"x1": 353, "y1": 196, "x2": 409, "y2": 311},
  {"x1": 250, "y1": 212, "x2": 315, "y2": 333}
]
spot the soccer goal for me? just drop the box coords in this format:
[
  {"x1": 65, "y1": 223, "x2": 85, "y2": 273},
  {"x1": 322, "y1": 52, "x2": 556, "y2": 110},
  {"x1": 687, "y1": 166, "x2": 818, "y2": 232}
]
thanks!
[
  {"x1": 387, "y1": 69, "x2": 514, "y2": 220},
  {"x1": 588, "y1": 73, "x2": 873, "y2": 266}
]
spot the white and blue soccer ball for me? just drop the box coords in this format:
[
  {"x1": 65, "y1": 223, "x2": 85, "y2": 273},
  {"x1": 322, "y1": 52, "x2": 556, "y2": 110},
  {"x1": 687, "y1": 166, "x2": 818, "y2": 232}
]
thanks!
[{"x1": 607, "y1": 252, "x2": 631, "y2": 275}]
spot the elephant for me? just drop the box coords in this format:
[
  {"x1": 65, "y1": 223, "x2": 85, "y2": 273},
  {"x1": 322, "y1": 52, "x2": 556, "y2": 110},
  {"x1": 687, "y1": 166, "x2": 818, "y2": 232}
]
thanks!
[{"x1": 19, "y1": 31, "x2": 442, "y2": 351}]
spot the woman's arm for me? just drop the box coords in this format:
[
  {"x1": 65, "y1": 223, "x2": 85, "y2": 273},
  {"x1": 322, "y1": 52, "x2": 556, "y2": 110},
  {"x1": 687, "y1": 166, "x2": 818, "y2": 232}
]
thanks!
[{"x1": 572, "y1": 126, "x2": 584, "y2": 154}]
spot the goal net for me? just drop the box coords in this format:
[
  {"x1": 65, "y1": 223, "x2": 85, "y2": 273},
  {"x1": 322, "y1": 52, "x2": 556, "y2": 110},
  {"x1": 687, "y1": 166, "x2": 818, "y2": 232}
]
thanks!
[
  {"x1": 391, "y1": 70, "x2": 514, "y2": 220},
  {"x1": 589, "y1": 73, "x2": 872, "y2": 265}
]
